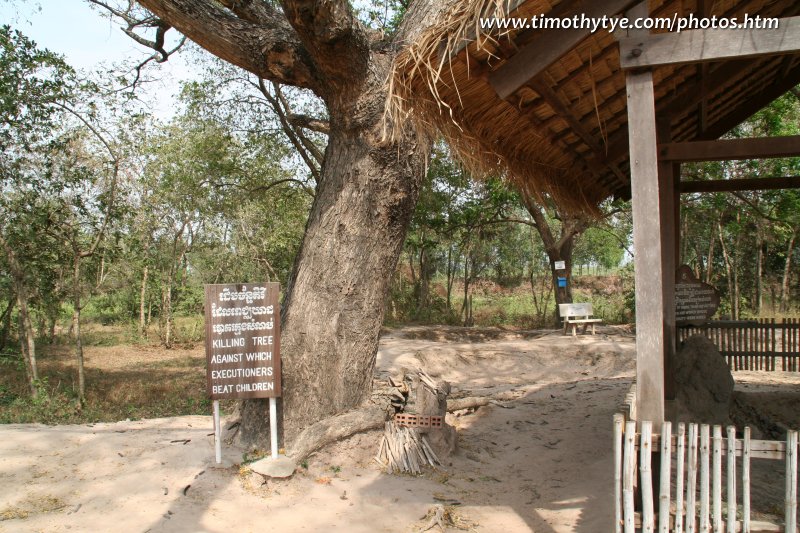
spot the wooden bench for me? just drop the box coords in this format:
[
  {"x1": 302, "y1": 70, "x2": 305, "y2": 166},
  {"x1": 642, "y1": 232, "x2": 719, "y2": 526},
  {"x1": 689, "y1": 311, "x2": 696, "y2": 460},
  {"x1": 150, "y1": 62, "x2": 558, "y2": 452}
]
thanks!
[{"x1": 559, "y1": 303, "x2": 603, "y2": 336}]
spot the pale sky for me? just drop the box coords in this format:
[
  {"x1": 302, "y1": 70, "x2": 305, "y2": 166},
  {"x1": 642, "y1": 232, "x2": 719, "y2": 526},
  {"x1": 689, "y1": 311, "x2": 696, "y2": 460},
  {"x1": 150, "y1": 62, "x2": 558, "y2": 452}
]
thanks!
[{"x1": 1, "y1": 0, "x2": 197, "y2": 116}]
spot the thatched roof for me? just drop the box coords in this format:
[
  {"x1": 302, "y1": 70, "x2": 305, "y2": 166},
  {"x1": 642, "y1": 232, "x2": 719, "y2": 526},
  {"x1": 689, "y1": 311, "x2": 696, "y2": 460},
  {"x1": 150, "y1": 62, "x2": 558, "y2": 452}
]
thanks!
[{"x1": 385, "y1": 0, "x2": 800, "y2": 214}]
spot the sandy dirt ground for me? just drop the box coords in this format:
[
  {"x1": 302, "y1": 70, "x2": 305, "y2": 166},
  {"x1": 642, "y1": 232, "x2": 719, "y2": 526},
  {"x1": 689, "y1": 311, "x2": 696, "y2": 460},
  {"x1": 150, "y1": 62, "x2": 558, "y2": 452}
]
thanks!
[{"x1": 1, "y1": 326, "x2": 797, "y2": 532}]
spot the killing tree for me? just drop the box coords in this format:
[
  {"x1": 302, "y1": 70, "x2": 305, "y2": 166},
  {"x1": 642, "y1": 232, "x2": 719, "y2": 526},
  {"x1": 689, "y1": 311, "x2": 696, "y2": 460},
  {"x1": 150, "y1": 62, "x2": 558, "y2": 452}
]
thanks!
[{"x1": 88, "y1": 0, "x2": 443, "y2": 446}]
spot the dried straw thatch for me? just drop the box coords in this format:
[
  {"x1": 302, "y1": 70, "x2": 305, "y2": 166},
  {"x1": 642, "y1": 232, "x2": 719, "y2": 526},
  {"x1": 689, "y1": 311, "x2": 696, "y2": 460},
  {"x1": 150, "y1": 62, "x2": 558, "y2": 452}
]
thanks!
[
  {"x1": 385, "y1": 0, "x2": 800, "y2": 215},
  {"x1": 384, "y1": 0, "x2": 589, "y2": 211}
]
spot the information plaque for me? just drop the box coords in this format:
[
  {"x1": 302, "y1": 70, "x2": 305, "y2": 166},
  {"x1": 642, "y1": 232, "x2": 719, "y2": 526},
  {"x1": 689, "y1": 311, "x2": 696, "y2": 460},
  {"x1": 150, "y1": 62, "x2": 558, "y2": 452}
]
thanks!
[
  {"x1": 675, "y1": 265, "x2": 720, "y2": 325},
  {"x1": 204, "y1": 283, "x2": 281, "y2": 399}
]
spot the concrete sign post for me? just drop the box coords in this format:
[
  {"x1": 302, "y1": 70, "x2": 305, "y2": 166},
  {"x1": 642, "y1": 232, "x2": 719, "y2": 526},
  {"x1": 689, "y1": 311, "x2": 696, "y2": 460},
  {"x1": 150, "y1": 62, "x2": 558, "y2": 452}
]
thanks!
[{"x1": 204, "y1": 283, "x2": 281, "y2": 463}]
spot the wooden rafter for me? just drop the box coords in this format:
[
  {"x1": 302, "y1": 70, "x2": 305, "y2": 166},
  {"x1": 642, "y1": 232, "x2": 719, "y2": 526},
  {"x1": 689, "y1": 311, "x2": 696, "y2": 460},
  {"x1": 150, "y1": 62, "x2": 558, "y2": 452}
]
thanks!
[
  {"x1": 660, "y1": 135, "x2": 800, "y2": 162},
  {"x1": 582, "y1": 57, "x2": 800, "y2": 193},
  {"x1": 699, "y1": 60, "x2": 800, "y2": 141},
  {"x1": 679, "y1": 176, "x2": 800, "y2": 193},
  {"x1": 620, "y1": 16, "x2": 800, "y2": 69},
  {"x1": 489, "y1": 0, "x2": 641, "y2": 99},
  {"x1": 528, "y1": 79, "x2": 629, "y2": 187}
]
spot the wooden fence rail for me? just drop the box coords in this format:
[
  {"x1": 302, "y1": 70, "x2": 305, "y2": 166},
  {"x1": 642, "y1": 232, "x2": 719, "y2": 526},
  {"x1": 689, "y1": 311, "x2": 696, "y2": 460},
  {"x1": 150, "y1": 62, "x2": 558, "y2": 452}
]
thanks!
[
  {"x1": 678, "y1": 319, "x2": 800, "y2": 372},
  {"x1": 613, "y1": 414, "x2": 798, "y2": 533}
]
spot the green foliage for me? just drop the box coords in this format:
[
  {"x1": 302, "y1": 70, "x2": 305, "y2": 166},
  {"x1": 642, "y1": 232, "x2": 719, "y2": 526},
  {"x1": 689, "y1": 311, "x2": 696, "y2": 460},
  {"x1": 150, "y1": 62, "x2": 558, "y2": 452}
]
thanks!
[
  {"x1": 679, "y1": 91, "x2": 800, "y2": 318},
  {"x1": 0, "y1": 342, "x2": 214, "y2": 424},
  {"x1": 573, "y1": 225, "x2": 626, "y2": 272}
]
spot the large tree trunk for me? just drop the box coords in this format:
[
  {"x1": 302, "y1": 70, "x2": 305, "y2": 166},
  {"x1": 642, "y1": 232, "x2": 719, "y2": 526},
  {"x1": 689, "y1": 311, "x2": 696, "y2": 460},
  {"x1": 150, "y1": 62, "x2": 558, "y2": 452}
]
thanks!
[
  {"x1": 125, "y1": 0, "x2": 437, "y2": 449},
  {"x1": 1, "y1": 236, "x2": 38, "y2": 395},
  {"x1": 780, "y1": 228, "x2": 797, "y2": 313},
  {"x1": 520, "y1": 194, "x2": 587, "y2": 325},
  {"x1": 72, "y1": 254, "x2": 87, "y2": 402},
  {"x1": 755, "y1": 224, "x2": 764, "y2": 316},
  {"x1": 240, "y1": 71, "x2": 425, "y2": 445},
  {"x1": 139, "y1": 264, "x2": 149, "y2": 337}
]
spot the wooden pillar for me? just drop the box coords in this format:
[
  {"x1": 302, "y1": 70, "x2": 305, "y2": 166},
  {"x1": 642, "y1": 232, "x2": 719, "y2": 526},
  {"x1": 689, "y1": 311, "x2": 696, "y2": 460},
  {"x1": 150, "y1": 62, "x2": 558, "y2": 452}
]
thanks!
[
  {"x1": 658, "y1": 120, "x2": 679, "y2": 402},
  {"x1": 669, "y1": 163, "x2": 681, "y2": 401},
  {"x1": 627, "y1": 68, "x2": 665, "y2": 426}
]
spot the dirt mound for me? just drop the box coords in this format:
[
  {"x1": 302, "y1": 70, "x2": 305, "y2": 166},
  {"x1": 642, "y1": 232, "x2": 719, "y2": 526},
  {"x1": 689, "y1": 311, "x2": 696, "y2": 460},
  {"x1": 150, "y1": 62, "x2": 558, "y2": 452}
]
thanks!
[
  {"x1": 386, "y1": 325, "x2": 548, "y2": 343},
  {"x1": 672, "y1": 334, "x2": 735, "y2": 426}
]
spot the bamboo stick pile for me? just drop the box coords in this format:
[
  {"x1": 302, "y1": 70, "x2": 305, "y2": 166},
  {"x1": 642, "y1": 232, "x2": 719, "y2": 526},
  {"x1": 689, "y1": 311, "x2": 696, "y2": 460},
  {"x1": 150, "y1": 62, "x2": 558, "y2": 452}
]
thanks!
[{"x1": 375, "y1": 421, "x2": 441, "y2": 474}]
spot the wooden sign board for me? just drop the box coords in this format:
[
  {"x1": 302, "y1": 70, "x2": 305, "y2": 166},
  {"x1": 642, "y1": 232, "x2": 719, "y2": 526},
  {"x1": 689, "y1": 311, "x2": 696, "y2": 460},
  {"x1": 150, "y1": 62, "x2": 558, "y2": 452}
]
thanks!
[
  {"x1": 675, "y1": 265, "x2": 720, "y2": 325},
  {"x1": 204, "y1": 283, "x2": 281, "y2": 399}
]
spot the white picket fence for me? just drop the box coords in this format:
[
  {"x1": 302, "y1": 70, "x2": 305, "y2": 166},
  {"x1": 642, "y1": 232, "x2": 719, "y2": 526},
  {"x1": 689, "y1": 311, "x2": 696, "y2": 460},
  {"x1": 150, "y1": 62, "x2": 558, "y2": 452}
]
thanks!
[{"x1": 613, "y1": 414, "x2": 798, "y2": 532}]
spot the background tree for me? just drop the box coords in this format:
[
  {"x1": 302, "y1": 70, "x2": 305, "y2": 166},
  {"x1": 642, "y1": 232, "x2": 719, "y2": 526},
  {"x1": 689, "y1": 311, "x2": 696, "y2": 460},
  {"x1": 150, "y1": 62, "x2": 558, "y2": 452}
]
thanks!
[
  {"x1": 680, "y1": 91, "x2": 800, "y2": 318},
  {"x1": 0, "y1": 26, "x2": 76, "y2": 395}
]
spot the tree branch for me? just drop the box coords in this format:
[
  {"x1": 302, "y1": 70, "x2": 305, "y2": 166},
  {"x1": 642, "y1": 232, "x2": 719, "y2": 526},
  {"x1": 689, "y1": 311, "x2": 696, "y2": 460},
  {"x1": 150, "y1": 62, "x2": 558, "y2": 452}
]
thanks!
[
  {"x1": 287, "y1": 113, "x2": 330, "y2": 135},
  {"x1": 217, "y1": 0, "x2": 275, "y2": 25},
  {"x1": 278, "y1": 0, "x2": 370, "y2": 92},
  {"x1": 254, "y1": 79, "x2": 323, "y2": 180},
  {"x1": 51, "y1": 102, "x2": 120, "y2": 259},
  {"x1": 98, "y1": 0, "x2": 320, "y2": 90}
]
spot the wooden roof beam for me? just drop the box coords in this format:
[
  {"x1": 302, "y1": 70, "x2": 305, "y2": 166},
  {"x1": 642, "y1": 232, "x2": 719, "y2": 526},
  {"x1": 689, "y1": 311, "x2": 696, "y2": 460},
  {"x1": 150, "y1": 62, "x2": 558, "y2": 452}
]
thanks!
[
  {"x1": 660, "y1": 135, "x2": 800, "y2": 162},
  {"x1": 679, "y1": 176, "x2": 800, "y2": 194},
  {"x1": 529, "y1": 79, "x2": 629, "y2": 187},
  {"x1": 587, "y1": 58, "x2": 798, "y2": 172},
  {"x1": 489, "y1": 0, "x2": 642, "y2": 99},
  {"x1": 699, "y1": 60, "x2": 800, "y2": 141},
  {"x1": 620, "y1": 16, "x2": 800, "y2": 69}
]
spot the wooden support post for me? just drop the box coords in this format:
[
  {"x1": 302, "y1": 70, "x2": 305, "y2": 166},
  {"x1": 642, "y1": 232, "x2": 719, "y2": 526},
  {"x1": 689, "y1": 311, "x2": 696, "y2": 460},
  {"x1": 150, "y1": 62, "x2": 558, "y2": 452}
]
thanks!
[
  {"x1": 658, "y1": 119, "x2": 679, "y2": 403},
  {"x1": 213, "y1": 400, "x2": 222, "y2": 464},
  {"x1": 628, "y1": 67, "x2": 665, "y2": 426},
  {"x1": 787, "y1": 430, "x2": 798, "y2": 533},
  {"x1": 700, "y1": 424, "x2": 710, "y2": 531},
  {"x1": 676, "y1": 423, "x2": 686, "y2": 533},
  {"x1": 624, "y1": 420, "x2": 637, "y2": 533},
  {"x1": 659, "y1": 421, "x2": 672, "y2": 533},
  {"x1": 712, "y1": 425, "x2": 722, "y2": 532},
  {"x1": 687, "y1": 423, "x2": 699, "y2": 533},
  {"x1": 641, "y1": 421, "x2": 655, "y2": 532},
  {"x1": 614, "y1": 414, "x2": 625, "y2": 533},
  {"x1": 726, "y1": 426, "x2": 737, "y2": 533},
  {"x1": 743, "y1": 427, "x2": 751, "y2": 533}
]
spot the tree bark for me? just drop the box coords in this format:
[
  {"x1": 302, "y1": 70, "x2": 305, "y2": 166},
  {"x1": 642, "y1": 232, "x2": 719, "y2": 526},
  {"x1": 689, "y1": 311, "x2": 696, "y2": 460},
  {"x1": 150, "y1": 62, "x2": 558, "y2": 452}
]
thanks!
[
  {"x1": 780, "y1": 228, "x2": 797, "y2": 313},
  {"x1": 72, "y1": 253, "x2": 87, "y2": 401},
  {"x1": 139, "y1": 264, "x2": 149, "y2": 337},
  {"x1": 127, "y1": 0, "x2": 435, "y2": 448},
  {"x1": 1, "y1": 236, "x2": 38, "y2": 395},
  {"x1": 242, "y1": 100, "x2": 425, "y2": 443},
  {"x1": 520, "y1": 194, "x2": 588, "y2": 325}
]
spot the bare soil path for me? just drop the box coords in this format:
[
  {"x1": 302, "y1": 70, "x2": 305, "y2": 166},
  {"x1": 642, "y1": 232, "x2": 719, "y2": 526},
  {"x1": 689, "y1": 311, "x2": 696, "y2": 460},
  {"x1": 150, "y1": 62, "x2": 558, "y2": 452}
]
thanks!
[{"x1": 12, "y1": 325, "x2": 791, "y2": 532}]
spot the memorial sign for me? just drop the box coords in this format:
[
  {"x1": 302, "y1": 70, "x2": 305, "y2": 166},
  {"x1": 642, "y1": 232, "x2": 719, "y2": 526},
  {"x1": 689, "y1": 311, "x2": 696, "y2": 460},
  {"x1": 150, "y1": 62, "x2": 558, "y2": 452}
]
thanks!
[
  {"x1": 204, "y1": 283, "x2": 281, "y2": 399},
  {"x1": 675, "y1": 265, "x2": 720, "y2": 324}
]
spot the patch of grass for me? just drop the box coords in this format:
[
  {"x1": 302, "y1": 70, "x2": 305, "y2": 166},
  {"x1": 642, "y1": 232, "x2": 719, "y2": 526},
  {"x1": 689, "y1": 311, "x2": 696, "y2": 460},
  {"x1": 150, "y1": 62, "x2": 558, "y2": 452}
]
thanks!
[
  {"x1": 0, "y1": 342, "x2": 218, "y2": 424},
  {"x1": 452, "y1": 292, "x2": 554, "y2": 329},
  {"x1": 171, "y1": 315, "x2": 205, "y2": 344},
  {"x1": 241, "y1": 450, "x2": 267, "y2": 465},
  {"x1": 0, "y1": 494, "x2": 66, "y2": 521}
]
